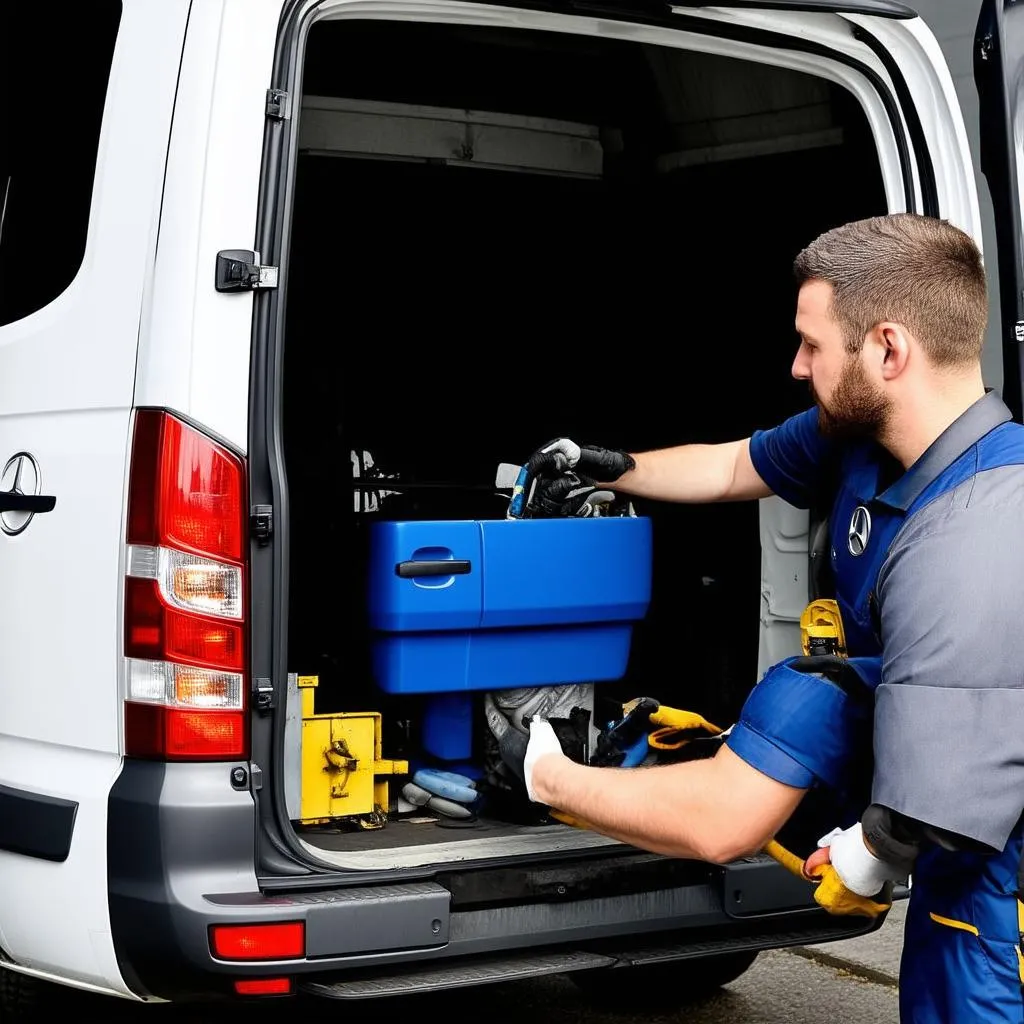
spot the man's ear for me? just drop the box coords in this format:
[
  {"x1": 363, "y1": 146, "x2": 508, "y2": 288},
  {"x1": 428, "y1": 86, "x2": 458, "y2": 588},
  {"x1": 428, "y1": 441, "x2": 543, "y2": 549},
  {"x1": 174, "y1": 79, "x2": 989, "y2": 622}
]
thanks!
[{"x1": 870, "y1": 322, "x2": 910, "y2": 380}]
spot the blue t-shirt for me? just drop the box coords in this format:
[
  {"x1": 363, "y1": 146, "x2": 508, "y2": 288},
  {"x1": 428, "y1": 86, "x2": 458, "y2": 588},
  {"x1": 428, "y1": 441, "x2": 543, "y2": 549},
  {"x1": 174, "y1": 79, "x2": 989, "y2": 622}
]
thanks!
[{"x1": 748, "y1": 406, "x2": 837, "y2": 510}]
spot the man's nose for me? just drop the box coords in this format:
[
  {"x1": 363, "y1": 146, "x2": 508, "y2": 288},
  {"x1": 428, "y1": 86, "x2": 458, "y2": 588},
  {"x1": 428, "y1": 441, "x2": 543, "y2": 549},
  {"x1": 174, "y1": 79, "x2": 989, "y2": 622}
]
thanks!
[{"x1": 791, "y1": 350, "x2": 810, "y2": 380}]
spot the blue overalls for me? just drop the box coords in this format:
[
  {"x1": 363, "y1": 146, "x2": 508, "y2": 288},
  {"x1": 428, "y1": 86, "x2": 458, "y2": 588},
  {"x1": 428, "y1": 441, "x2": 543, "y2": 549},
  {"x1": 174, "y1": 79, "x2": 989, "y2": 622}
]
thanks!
[{"x1": 726, "y1": 392, "x2": 1024, "y2": 1023}]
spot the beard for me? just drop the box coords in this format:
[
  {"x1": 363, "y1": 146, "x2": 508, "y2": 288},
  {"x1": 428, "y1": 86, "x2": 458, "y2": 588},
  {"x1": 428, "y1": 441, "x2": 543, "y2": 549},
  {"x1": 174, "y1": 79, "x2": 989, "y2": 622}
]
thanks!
[{"x1": 813, "y1": 356, "x2": 891, "y2": 440}]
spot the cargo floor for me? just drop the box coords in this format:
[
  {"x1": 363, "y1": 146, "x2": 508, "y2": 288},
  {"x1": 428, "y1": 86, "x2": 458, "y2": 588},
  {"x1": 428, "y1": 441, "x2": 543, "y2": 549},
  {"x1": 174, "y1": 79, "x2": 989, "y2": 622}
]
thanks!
[{"x1": 298, "y1": 814, "x2": 622, "y2": 869}]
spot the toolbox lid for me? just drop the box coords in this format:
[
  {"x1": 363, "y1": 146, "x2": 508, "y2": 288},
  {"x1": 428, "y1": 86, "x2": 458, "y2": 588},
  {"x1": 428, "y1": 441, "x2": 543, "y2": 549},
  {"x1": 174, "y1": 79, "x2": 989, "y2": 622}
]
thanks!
[{"x1": 368, "y1": 517, "x2": 652, "y2": 633}]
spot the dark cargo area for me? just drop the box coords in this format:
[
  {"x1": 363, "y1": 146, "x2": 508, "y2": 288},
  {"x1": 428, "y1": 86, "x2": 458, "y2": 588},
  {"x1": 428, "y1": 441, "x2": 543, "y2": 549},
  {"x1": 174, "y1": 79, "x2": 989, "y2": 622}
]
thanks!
[{"x1": 277, "y1": 17, "x2": 887, "y2": 858}]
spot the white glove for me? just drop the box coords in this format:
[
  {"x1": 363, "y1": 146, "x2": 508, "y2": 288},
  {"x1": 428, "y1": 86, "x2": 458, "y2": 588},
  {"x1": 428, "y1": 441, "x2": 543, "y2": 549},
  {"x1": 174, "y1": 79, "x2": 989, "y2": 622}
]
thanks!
[
  {"x1": 523, "y1": 718, "x2": 567, "y2": 803},
  {"x1": 818, "y1": 822, "x2": 906, "y2": 896}
]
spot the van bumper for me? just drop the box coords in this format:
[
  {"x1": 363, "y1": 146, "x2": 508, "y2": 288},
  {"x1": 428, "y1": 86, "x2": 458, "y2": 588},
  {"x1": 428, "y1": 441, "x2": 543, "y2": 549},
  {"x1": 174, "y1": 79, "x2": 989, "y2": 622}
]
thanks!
[{"x1": 107, "y1": 761, "x2": 881, "y2": 1002}]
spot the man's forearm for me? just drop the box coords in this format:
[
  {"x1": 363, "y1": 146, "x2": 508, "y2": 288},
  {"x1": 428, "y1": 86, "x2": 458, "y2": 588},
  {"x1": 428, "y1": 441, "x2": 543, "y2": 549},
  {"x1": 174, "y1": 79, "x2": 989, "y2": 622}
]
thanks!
[
  {"x1": 607, "y1": 440, "x2": 770, "y2": 504},
  {"x1": 533, "y1": 748, "x2": 791, "y2": 864}
]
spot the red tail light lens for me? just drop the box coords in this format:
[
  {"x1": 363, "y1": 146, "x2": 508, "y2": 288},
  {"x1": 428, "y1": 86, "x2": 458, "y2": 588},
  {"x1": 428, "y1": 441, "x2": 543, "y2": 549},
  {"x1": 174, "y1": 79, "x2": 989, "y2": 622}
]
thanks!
[
  {"x1": 128, "y1": 410, "x2": 246, "y2": 563},
  {"x1": 125, "y1": 577, "x2": 244, "y2": 671},
  {"x1": 125, "y1": 702, "x2": 247, "y2": 761},
  {"x1": 211, "y1": 922, "x2": 305, "y2": 961},
  {"x1": 234, "y1": 978, "x2": 293, "y2": 996},
  {"x1": 124, "y1": 410, "x2": 249, "y2": 762}
]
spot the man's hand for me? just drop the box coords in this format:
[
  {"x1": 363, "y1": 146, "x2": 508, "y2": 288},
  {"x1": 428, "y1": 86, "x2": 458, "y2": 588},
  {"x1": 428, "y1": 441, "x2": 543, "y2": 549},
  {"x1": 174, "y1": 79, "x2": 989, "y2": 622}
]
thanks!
[
  {"x1": 575, "y1": 444, "x2": 636, "y2": 485},
  {"x1": 523, "y1": 718, "x2": 568, "y2": 803},
  {"x1": 799, "y1": 825, "x2": 894, "y2": 920},
  {"x1": 525, "y1": 438, "x2": 636, "y2": 487},
  {"x1": 530, "y1": 473, "x2": 615, "y2": 518},
  {"x1": 524, "y1": 438, "x2": 582, "y2": 479},
  {"x1": 802, "y1": 822, "x2": 903, "y2": 894},
  {"x1": 523, "y1": 439, "x2": 635, "y2": 518}
]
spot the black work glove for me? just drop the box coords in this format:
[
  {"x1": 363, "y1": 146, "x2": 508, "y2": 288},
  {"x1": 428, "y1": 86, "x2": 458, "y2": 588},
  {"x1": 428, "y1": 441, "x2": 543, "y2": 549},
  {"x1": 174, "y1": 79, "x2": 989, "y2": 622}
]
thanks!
[
  {"x1": 574, "y1": 444, "x2": 636, "y2": 485},
  {"x1": 525, "y1": 438, "x2": 636, "y2": 486},
  {"x1": 530, "y1": 472, "x2": 606, "y2": 518},
  {"x1": 523, "y1": 439, "x2": 635, "y2": 518}
]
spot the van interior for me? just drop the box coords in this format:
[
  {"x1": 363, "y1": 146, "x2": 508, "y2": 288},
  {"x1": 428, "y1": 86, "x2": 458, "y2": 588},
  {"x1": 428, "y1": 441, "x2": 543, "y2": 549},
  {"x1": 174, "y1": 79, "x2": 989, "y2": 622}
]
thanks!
[{"x1": 278, "y1": 16, "x2": 888, "y2": 870}]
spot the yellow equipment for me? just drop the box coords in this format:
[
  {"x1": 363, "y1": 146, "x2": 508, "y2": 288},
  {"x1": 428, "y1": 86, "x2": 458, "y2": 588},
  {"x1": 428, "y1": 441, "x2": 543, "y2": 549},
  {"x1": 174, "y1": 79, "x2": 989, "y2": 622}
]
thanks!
[
  {"x1": 297, "y1": 675, "x2": 408, "y2": 829},
  {"x1": 800, "y1": 598, "x2": 846, "y2": 657},
  {"x1": 554, "y1": 598, "x2": 890, "y2": 919}
]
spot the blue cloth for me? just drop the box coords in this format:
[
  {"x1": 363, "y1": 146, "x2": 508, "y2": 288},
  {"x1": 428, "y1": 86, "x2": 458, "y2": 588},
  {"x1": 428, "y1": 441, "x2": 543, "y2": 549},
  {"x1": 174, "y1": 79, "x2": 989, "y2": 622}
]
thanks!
[
  {"x1": 726, "y1": 656, "x2": 873, "y2": 790},
  {"x1": 734, "y1": 392, "x2": 1024, "y2": 1021},
  {"x1": 412, "y1": 769, "x2": 478, "y2": 804}
]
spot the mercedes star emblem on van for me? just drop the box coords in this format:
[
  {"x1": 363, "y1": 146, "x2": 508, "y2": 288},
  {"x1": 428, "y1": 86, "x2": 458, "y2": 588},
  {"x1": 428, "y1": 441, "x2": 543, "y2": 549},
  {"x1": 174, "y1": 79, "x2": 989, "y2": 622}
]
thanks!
[
  {"x1": 0, "y1": 452, "x2": 43, "y2": 536},
  {"x1": 847, "y1": 505, "x2": 872, "y2": 558}
]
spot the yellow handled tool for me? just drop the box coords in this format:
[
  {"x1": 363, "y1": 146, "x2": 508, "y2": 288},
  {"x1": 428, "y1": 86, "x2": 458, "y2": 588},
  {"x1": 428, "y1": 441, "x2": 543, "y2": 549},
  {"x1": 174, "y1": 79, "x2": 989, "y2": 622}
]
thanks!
[{"x1": 763, "y1": 838, "x2": 806, "y2": 878}]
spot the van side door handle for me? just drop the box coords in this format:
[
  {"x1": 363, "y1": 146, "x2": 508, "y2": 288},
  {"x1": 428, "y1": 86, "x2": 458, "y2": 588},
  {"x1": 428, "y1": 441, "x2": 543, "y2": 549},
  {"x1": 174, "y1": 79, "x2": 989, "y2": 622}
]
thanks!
[{"x1": 0, "y1": 493, "x2": 56, "y2": 513}]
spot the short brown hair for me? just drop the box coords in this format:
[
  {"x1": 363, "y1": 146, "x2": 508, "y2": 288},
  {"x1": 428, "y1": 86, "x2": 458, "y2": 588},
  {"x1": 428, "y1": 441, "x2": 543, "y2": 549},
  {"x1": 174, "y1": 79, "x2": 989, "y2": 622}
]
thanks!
[{"x1": 793, "y1": 213, "x2": 988, "y2": 366}]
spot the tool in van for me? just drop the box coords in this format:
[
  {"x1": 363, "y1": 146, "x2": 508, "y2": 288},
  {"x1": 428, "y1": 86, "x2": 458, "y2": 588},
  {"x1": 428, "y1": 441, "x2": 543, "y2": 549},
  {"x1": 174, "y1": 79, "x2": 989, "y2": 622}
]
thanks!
[
  {"x1": 504, "y1": 442, "x2": 620, "y2": 520},
  {"x1": 295, "y1": 675, "x2": 409, "y2": 829},
  {"x1": 799, "y1": 598, "x2": 847, "y2": 658}
]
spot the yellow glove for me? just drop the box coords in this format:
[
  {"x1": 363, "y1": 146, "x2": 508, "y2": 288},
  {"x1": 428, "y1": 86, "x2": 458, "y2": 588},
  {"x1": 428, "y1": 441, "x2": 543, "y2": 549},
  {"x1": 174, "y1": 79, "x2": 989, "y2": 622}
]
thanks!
[
  {"x1": 763, "y1": 839, "x2": 890, "y2": 918},
  {"x1": 646, "y1": 706, "x2": 723, "y2": 750},
  {"x1": 808, "y1": 862, "x2": 892, "y2": 918}
]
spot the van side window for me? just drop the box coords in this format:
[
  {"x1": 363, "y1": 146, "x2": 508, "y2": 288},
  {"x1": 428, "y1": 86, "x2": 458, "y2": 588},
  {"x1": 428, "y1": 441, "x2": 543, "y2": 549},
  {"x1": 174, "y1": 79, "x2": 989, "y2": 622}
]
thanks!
[{"x1": 0, "y1": 3, "x2": 122, "y2": 327}]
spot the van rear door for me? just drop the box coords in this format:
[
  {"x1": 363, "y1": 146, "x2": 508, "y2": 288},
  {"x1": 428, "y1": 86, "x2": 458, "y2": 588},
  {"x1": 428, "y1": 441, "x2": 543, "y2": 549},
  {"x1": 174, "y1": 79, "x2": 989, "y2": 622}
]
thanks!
[
  {"x1": 0, "y1": 0, "x2": 190, "y2": 996},
  {"x1": 253, "y1": 0, "x2": 985, "y2": 873}
]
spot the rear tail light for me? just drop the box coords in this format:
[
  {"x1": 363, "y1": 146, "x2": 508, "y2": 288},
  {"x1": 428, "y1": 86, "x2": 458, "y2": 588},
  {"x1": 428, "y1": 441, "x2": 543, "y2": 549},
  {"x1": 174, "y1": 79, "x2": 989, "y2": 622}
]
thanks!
[
  {"x1": 234, "y1": 978, "x2": 293, "y2": 996},
  {"x1": 128, "y1": 411, "x2": 246, "y2": 561},
  {"x1": 126, "y1": 659, "x2": 243, "y2": 708},
  {"x1": 124, "y1": 410, "x2": 249, "y2": 761},
  {"x1": 128, "y1": 545, "x2": 242, "y2": 618},
  {"x1": 211, "y1": 922, "x2": 305, "y2": 960},
  {"x1": 124, "y1": 703, "x2": 248, "y2": 762}
]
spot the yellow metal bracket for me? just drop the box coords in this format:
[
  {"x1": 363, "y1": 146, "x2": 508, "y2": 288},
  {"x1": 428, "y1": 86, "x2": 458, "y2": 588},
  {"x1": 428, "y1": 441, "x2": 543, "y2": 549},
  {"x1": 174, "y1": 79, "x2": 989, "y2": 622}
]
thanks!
[{"x1": 297, "y1": 675, "x2": 408, "y2": 829}]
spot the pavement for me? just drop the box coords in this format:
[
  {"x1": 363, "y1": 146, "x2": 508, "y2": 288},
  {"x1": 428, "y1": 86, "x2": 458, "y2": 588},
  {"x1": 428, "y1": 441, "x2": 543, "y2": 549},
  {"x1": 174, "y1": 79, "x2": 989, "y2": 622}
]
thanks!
[{"x1": 800, "y1": 897, "x2": 907, "y2": 987}]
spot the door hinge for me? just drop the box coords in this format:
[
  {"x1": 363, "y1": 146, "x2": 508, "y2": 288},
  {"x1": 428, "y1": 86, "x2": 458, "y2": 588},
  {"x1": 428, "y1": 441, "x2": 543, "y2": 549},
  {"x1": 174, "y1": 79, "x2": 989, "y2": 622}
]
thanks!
[
  {"x1": 266, "y1": 88, "x2": 290, "y2": 120},
  {"x1": 254, "y1": 678, "x2": 275, "y2": 712},
  {"x1": 251, "y1": 504, "x2": 273, "y2": 544},
  {"x1": 216, "y1": 250, "x2": 279, "y2": 292}
]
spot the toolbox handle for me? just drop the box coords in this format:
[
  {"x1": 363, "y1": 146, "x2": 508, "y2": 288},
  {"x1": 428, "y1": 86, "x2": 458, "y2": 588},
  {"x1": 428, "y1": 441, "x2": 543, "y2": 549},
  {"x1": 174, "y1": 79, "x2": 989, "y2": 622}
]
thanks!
[{"x1": 396, "y1": 559, "x2": 472, "y2": 578}]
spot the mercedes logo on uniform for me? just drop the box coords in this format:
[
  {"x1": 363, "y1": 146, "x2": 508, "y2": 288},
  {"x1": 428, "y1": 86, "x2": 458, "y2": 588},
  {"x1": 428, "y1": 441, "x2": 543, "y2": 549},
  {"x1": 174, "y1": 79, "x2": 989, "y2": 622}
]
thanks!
[
  {"x1": 0, "y1": 452, "x2": 43, "y2": 536},
  {"x1": 847, "y1": 504, "x2": 872, "y2": 557}
]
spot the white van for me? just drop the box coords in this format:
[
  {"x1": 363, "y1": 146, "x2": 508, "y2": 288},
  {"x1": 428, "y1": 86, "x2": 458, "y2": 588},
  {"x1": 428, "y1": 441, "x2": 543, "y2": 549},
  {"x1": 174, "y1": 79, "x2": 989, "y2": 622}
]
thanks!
[{"x1": 1, "y1": 0, "x2": 1019, "y2": 1015}]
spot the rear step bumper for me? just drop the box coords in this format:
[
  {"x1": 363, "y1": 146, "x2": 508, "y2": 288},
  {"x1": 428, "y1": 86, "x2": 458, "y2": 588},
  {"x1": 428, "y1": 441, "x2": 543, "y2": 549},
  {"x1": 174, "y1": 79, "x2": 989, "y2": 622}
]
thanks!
[
  {"x1": 301, "y1": 919, "x2": 877, "y2": 999},
  {"x1": 107, "y1": 761, "x2": 882, "y2": 1002},
  {"x1": 304, "y1": 950, "x2": 615, "y2": 998}
]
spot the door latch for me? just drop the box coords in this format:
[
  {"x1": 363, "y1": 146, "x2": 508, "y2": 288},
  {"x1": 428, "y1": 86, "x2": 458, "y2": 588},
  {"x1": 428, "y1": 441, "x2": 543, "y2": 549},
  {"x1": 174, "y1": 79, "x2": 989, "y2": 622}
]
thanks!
[
  {"x1": 251, "y1": 504, "x2": 273, "y2": 544},
  {"x1": 216, "y1": 250, "x2": 279, "y2": 292},
  {"x1": 253, "y1": 678, "x2": 275, "y2": 712}
]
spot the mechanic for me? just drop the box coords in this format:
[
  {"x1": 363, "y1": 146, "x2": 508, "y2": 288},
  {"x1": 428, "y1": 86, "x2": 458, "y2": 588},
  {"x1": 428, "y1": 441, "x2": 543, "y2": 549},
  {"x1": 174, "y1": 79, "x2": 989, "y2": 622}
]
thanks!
[{"x1": 518, "y1": 213, "x2": 1024, "y2": 1023}]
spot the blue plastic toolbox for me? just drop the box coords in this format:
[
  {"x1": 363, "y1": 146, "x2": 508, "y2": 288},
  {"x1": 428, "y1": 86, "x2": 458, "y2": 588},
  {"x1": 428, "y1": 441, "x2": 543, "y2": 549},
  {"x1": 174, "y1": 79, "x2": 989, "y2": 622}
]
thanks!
[{"x1": 367, "y1": 517, "x2": 653, "y2": 695}]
